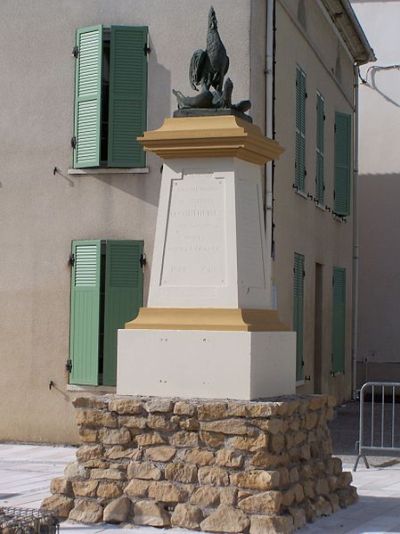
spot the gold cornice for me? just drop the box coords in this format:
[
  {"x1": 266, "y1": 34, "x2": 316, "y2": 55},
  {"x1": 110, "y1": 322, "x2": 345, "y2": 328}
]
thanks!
[
  {"x1": 125, "y1": 308, "x2": 290, "y2": 332},
  {"x1": 138, "y1": 116, "x2": 284, "y2": 165}
]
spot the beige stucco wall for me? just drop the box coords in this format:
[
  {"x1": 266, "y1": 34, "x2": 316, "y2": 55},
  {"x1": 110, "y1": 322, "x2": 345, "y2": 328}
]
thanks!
[
  {"x1": 273, "y1": 0, "x2": 356, "y2": 402},
  {"x1": 0, "y1": 0, "x2": 255, "y2": 444},
  {"x1": 352, "y1": 0, "x2": 400, "y2": 386},
  {"x1": 0, "y1": 0, "x2": 362, "y2": 443}
]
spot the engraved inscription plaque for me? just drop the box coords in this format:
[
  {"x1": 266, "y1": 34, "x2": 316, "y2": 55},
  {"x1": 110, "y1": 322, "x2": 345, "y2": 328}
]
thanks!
[{"x1": 161, "y1": 173, "x2": 226, "y2": 287}]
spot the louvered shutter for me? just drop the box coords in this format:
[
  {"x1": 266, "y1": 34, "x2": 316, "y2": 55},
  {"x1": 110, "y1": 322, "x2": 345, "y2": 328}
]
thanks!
[
  {"x1": 107, "y1": 26, "x2": 148, "y2": 168},
  {"x1": 295, "y1": 68, "x2": 306, "y2": 191},
  {"x1": 332, "y1": 267, "x2": 346, "y2": 373},
  {"x1": 74, "y1": 26, "x2": 103, "y2": 168},
  {"x1": 316, "y1": 94, "x2": 325, "y2": 204},
  {"x1": 69, "y1": 240, "x2": 101, "y2": 385},
  {"x1": 334, "y1": 112, "x2": 351, "y2": 215},
  {"x1": 103, "y1": 240, "x2": 144, "y2": 385},
  {"x1": 293, "y1": 253, "x2": 305, "y2": 381}
]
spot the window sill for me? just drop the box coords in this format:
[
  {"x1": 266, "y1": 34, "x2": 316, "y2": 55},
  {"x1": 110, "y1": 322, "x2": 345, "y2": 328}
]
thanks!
[
  {"x1": 68, "y1": 167, "x2": 149, "y2": 175},
  {"x1": 315, "y1": 203, "x2": 326, "y2": 212},
  {"x1": 296, "y1": 380, "x2": 305, "y2": 387},
  {"x1": 67, "y1": 384, "x2": 116, "y2": 393},
  {"x1": 294, "y1": 189, "x2": 308, "y2": 199},
  {"x1": 332, "y1": 213, "x2": 348, "y2": 223}
]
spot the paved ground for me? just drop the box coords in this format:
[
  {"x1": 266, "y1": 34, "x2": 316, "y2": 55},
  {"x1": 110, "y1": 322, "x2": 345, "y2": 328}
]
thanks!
[{"x1": 1, "y1": 402, "x2": 400, "y2": 533}]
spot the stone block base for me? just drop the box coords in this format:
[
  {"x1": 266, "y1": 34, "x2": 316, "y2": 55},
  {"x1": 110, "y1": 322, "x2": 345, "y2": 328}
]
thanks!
[{"x1": 42, "y1": 394, "x2": 357, "y2": 533}]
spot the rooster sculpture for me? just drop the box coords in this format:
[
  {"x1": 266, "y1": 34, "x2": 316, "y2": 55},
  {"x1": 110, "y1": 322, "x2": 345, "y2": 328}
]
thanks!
[
  {"x1": 172, "y1": 6, "x2": 251, "y2": 116},
  {"x1": 190, "y1": 6, "x2": 229, "y2": 94}
]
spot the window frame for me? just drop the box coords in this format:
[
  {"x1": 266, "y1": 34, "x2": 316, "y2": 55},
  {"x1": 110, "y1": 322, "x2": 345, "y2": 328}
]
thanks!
[
  {"x1": 315, "y1": 92, "x2": 325, "y2": 206},
  {"x1": 293, "y1": 252, "x2": 305, "y2": 382},
  {"x1": 295, "y1": 66, "x2": 306, "y2": 192},
  {"x1": 72, "y1": 25, "x2": 148, "y2": 170}
]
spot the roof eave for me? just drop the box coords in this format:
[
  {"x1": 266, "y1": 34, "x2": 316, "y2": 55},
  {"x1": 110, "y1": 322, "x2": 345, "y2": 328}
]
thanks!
[{"x1": 320, "y1": 0, "x2": 376, "y2": 65}]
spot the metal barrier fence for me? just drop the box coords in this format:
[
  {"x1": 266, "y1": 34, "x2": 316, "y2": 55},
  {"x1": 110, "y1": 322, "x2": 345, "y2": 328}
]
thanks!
[{"x1": 354, "y1": 381, "x2": 400, "y2": 471}]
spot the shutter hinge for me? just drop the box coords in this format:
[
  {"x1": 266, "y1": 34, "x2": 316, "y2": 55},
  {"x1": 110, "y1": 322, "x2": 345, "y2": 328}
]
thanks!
[
  {"x1": 72, "y1": 46, "x2": 79, "y2": 58},
  {"x1": 334, "y1": 124, "x2": 337, "y2": 132},
  {"x1": 303, "y1": 270, "x2": 305, "y2": 278},
  {"x1": 144, "y1": 44, "x2": 151, "y2": 55},
  {"x1": 68, "y1": 253, "x2": 75, "y2": 266},
  {"x1": 71, "y1": 136, "x2": 77, "y2": 149},
  {"x1": 140, "y1": 253, "x2": 147, "y2": 268},
  {"x1": 66, "y1": 359, "x2": 73, "y2": 373}
]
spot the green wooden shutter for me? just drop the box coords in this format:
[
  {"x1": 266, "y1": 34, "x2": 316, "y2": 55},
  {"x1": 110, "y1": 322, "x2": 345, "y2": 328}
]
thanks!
[
  {"x1": 103, "y1": 240, "x2": 144, "y2": 385},
  {"x1": 74, "y1": 26, "x2": 103, "y2": 168},
  {"x1": 107, "y1": 26, "x2": 148, "y2": 168},
  {"x1": 295, "y1": 67, "x2": 306, "y2": 191},
  {"x1": 334, "y1": 112, "x2": 352, "y2": 215},
  {"x1": 69, "y1": 240, "x2": 101, "y2": 385},
  {"x1": 293, "y1": 253, "x2": 305, "y2": 381},
  {"x1": 316, "y1": 93, "x2": 325, "y2": 204},
  {"x1": 332, "y1": 267, "x2": 346, "y2": 374}
]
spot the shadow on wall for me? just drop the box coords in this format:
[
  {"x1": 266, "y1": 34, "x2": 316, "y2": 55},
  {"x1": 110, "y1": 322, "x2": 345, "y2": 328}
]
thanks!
[
  {"x1": 358, "y1": 172, "x2": 400, "y2": 387},
  {"x1": 95, "y1": 38, "x2": 171, "y2": 208}
]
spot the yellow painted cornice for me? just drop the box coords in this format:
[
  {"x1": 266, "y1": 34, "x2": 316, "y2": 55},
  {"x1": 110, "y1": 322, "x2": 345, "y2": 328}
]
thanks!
[
  {"x1": 125, "y1": 308, "x2": 289, "y2": 332},
  {"x1": 138, "y1": 116, "x2": 284, "y2": 165}
]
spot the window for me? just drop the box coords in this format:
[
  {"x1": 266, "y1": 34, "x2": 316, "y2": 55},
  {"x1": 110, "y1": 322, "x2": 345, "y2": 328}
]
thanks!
[
  {"x1": 293, "y1": 253, "x2": 305, "y2": 381},
  {"x1": 332, "y1": 267, "x2": 346, "y2": 374},
  {"x1": 315, "y1": 93, "x2": 325, "y2": 205},
  {"x1": 334, "y1": 112, "x2": 351, "y2": 215},
  {"x1": 73, "y1": 25, "x2": 148, "y2": 169},
  {"x1": 295, "y1": 67, "x2": 306, "y2": 191},
  {"x1": 69, "y1": 240, "x2": 144, "y2": 386}
]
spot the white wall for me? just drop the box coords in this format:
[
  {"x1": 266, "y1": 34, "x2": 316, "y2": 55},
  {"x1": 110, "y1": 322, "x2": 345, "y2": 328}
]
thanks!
[{"x1": 352, "y1": 1, "x2": 400, "y2": 382}]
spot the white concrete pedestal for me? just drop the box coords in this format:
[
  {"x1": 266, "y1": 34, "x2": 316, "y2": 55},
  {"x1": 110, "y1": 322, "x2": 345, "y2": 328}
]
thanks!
[
  {"x1": 116, "y1": 116, "x2": 295, "y2": 399},
  {"x1": 117, "y1": 329, "x2": 295, "y2": 399},
  {"x1": 147, "y1": 156, "x2": 271, "y2": 309}
]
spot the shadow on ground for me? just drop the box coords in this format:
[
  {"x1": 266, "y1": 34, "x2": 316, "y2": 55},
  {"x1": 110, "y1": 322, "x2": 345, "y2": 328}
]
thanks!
[{"x1": 329, "y1": 400, "x2": 360, "y2": 456}]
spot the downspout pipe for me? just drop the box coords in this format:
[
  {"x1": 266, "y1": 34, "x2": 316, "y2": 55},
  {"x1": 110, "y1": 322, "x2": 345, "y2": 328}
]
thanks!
[
  {"x1": 352, "y1": 65, "x2": 360, "y2": 399},
  {"x1": 265, "y1": 0, "x2": 276, "y2": 306}
]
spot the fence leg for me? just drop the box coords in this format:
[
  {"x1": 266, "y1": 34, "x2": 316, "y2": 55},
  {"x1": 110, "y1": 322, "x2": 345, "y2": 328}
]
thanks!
[
  {"x1": 353, "y1": 454, "x2": 361, "y2": 472},
  {"x1": 353, "y1": 453, "x2": 370, "y2": 472}
]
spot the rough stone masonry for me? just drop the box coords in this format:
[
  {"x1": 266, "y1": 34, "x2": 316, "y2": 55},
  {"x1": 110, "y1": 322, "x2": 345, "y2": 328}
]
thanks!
[{"x1": 42, "y1": 394, "x2": 357, "y2": 533}]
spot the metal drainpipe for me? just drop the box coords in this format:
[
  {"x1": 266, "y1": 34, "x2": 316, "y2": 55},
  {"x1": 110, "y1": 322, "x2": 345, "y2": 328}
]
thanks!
[
  {"x1": 265, "y1": 0, "x2": 276, "y2": 306},
  {"x1": 352, "y1": 65, "x2": 360, "y2": 399}
]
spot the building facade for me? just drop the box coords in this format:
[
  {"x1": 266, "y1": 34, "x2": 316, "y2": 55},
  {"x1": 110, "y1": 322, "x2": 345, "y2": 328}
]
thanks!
[{"x1": 0, "y1": 0, "x2": 372, "y2": 444}]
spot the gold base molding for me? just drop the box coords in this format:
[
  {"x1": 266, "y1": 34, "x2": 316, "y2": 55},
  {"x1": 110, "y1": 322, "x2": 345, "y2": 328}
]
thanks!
[
  {"x1": 137, "y1": 116, "x2": 284, "y2": 165},
  {"x1": 125, "y1": 308, "x2": 289, "y2": 332}
]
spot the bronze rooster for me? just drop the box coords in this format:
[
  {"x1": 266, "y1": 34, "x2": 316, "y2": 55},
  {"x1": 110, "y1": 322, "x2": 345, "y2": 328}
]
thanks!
[
  {"x1": 173, "y1": 6, "x2": 251, "y2": 117},
  {"x1": 189, "y1": 6, "x2": 230, "y2": 94}
]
